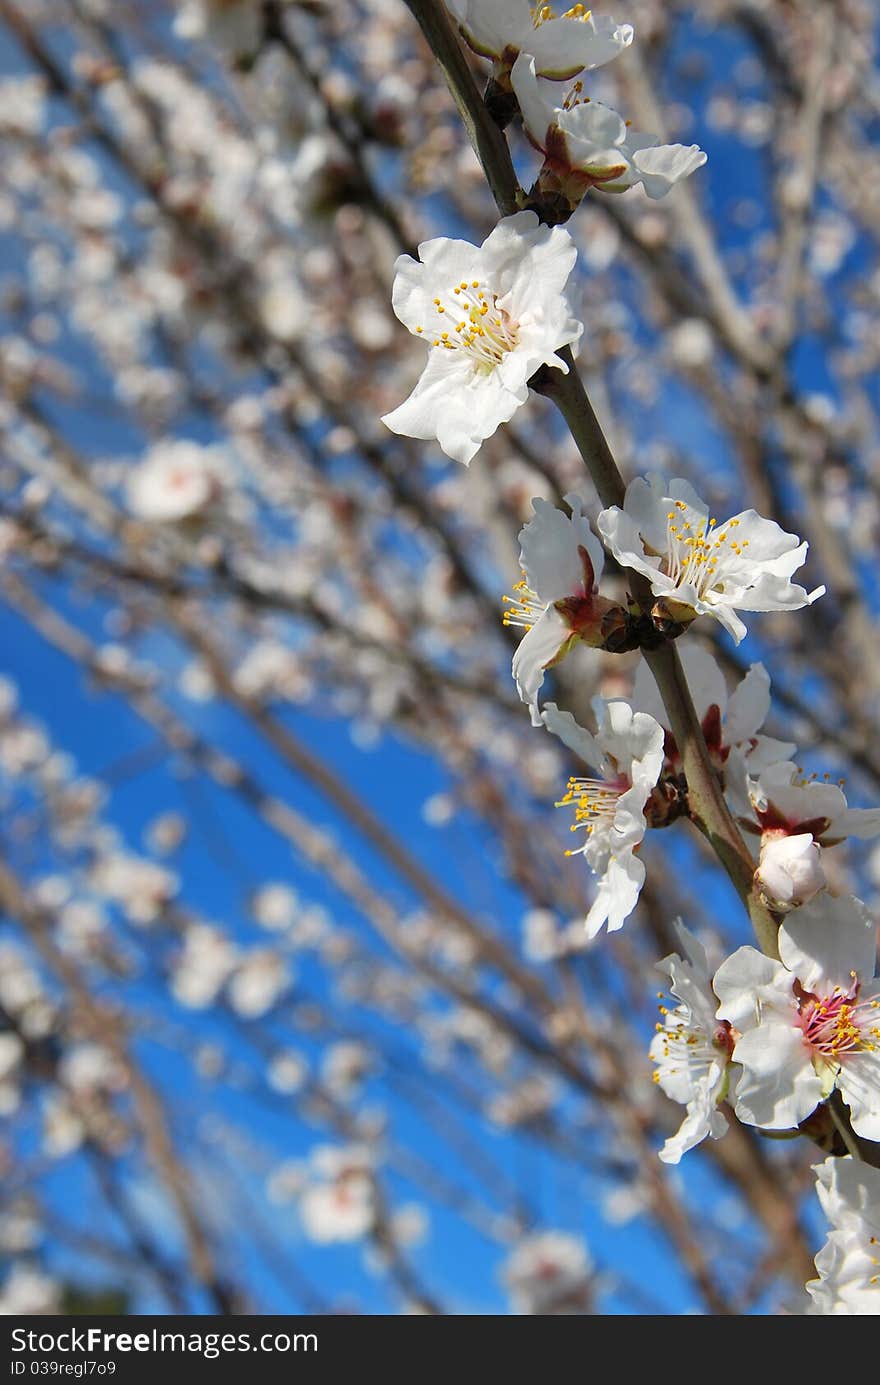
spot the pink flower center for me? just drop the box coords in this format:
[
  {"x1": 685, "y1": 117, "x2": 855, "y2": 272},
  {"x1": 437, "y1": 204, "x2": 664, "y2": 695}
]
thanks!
[{"x1": 799, "y1": 983, "x2": 880, "y2": 1059}]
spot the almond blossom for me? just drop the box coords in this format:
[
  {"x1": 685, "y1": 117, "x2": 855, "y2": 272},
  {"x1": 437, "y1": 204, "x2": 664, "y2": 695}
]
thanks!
[
  {"x1": 737, "y1": 760, "x2": 880, "y2": 908},
  {"x1": 299, "y1": 1146, "x2": 377, "y2": 1245},
  {"x1": 511, "y1": 54, "x2": 707, "y2": 200},
  {"x1": 381, "y1": 211, "x2": 582, "y2": 465},
  {"x1": 630, "y1": 643, "x2": 795, "y2": 779},
  {"x1": 505, "y1": 494, "x2": 614, "y2": 725},
  {"x1": 445, "y1": 2, "x2": 633, "y2": 81},
  {"x1": 649, "y1": 921, "x2": 735, "y2": 1164},
  {"x1": 714, "y1": 893, "x2": 880, "y2": 1140},
  {"x1": 807, "y1": 1156, "x2": 880, "y2": 1315},
  {"x1": 502, "y1": 1230, "x2": 593, "y2": 1315},
  {"x1": 542, "y1": 699, "x2": 664, "y2": 936},
  {"x1": 597, "y1": 475, "x2": 824, "y2": 643},
  {"x1": 227, "y1": 948, "x2": 290, "y2": 1018},
  {"x1": 741, "y1": 760, "x2": 880, "y2": 847},
  {"x1": 0, "y1": 1265, "x2": 60, "y2": 1316},
  {"x1": 126, "y1": 439, "x2": 224, "y2": 523}
]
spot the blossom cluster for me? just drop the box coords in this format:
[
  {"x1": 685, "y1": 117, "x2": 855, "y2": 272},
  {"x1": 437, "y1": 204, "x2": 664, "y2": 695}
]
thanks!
[
  {"x1": 379, "y1": 0, "x2": 880, "y2": 1316},
  {"x1": 3, "y1": 0, "x2": 878, "y2": 1320}
]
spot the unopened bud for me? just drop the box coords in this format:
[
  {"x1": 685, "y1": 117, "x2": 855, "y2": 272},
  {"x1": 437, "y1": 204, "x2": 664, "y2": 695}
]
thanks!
[{"x1": 755, "y1": 832, "x2": 826, "y2": 912}]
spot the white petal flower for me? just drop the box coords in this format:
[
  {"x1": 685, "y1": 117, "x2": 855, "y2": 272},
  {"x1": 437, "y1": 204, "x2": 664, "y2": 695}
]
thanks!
[
  {"x1": 737, "y1": 761, "x2": 880, "y2": 909},
  {"x1": 807, "y1": 1157, "x2": 880, "y2": 1314},
  {"x1": 745, "y1": 760, "x2": 880, "y2": 846},
  {"x1": 631, "y1": 643, "x2": 795, "y2": 777},
  {"x1": 543, "y1": 698, "x2": 664, "y2": 936},
  {"x1": 446, "y1": 2, "x2": 633, "y2": 80},
  {"x1": 755, "y1": 832, "x2": 825, "y2": 911},
  {"x1": 597, "y1": 475, "x2": 824, "y2": 643},
  {"x1": 228, "y1": 949, "x2": 290, "y2": 1018},
  {"x1": 511, "y1": 55, "x2": 706, "y2": 199},
  {"x1": 714, "y1": 894, "x2": 880, "y2": 1139},
  {"x1": 251, "y1": 883, "x2": 298, "y2": 931},
  {"x1": 0, "y1": 1033, "x2": 24, "y2": 1084},
  {"x1": 649, "y1": 921, "x2": 734, "y2": 1163},
  {"x1": 0, "y1": 1265, "x2": 60, "y2": 1315},
  {"x1": 171, "y1": 924, "x2": 237, "y2": 1010},
  {"x1": 502, "y1": 1230, "x2": 593, "y2": 1315},
  {"x1": 381, "y1": 211, "x2": 582, "y2": 465},
  {"x1": 126, "y1": 439, "x2": 224, "y2": 523},
  {"x1": 299, "y1": 1146, "x2": 376, "y2": 1244},
  {"x1": 504, "y1": 494, "x2": 609, "y2": 725}
]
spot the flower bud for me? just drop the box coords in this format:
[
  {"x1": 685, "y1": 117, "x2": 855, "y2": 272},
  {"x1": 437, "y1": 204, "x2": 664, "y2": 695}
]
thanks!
[{"x1": 755, "y1": 832, "x2": 826, "y2": 911}]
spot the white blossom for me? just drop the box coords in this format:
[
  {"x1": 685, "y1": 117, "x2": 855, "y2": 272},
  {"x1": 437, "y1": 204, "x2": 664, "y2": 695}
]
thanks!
[
  {"x1": 649, "y1": 921, "x2": 734, "y2": 1163},
  {"x1": 0, "y1": 77, "x2": 47, "y2": 137},
  {"x1": 0, "y1": 1265, "x2": 60, "y2": 1316},
  {"x1": 171, "y1": 924, "x2": 238, "y2": 1010},
  {"x1": 446, "y1": 2, "x2": 633, "y2": 79},
  {"x1": 738, "y1": 761, "x2": 880, "y2": 907},
  {"x1": 321, "y1": 1041, "x2": 371, "y2": 1097},
  {"x1": 90, "y1": 852, "x2": 178, "y2": 924},
  {"x1": 232, "y1": 641, "x2": 308, "y2": 703},
  {"x1": 227, "y1": 949, "x2": 290, "y2": 1018},
  {"x1": 42, "y1": 1093, "x2": 85, "y2": 1159},
  {"x1": 126, "y1": 439, "x2": 224, "y2": 523},
  {"x1": 714, "y1": 894, "x2": 880, "y2": 1139},
  {"x1": 144, "y1": 812, "x2": 187, "y2": 856},
  {"x1": 543, "y1": 698, "x2": 664, "y2": 936},
  {"x1": 59, "y1": 1042, "x2": 124, "y2": 1094},
  {"x1": 504, "y1": 494, "x2": 610, "y2": 725},
  {"x1": 267, "y1": 1050, "x2": 308, "y2": 1095},
  {"x1": 597, "y1": 475, "x2": 824, "y2": 643},
  {"x1": 502, "y1": 1230, "x2": 593, "y2": 1314},
  {"x1": 631, "y1": 643, "x2": 795, "y2": 777},
  {"x1": 511, "y1": 55, "x2": 706, "y2": 198},
  {"x1": 382, "y1": 211, "x2": 582, "y2": 465},
  {"x1": 299, "y1": 1146, "x2": 376, "y2": 1244},
  {"x1": 807, "y1": 1156, "x2": 880, "y2": 1314},
  {"x1": 251, "y1": 882, "x2": 298, "y2": 931},
  {"x1": 742, "y1": 761, "x2": 880, "y2": 846}
]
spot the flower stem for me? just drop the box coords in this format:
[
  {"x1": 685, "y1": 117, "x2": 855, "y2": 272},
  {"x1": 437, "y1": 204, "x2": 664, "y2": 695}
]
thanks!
[
  {"x1": 405, "y1": 0, "x2": 781, "y2": 959},
  {"x1": 532, "y1": 352, "x2": 625, "y2": 509},
  {"x1": 641, "y1": 642, "x2": 781, "y2": 958}
]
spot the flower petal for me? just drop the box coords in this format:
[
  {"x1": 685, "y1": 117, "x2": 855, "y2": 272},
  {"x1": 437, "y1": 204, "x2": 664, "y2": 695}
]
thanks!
[
  {"x1": 541, "y1": 700, "x2": 600, "y2": 767},
  {"x1": 778, "y1": 893, "x2": 876, "y2": 995},
  {"x1": 585, "y1": 848, "x2": 644, "y2": 936},
  {"x1": 630, "y1": 143, "x2": 707, "y2": 199},
  {"x1": 725, "y1": 661, "x2": 770, "y2": 745},
  {"x1": 731, "y1": 1021, "x2": 822, "y2": 1129},
  {"x1": 512, "y1": 607, "x2": 570, "y2": 726},
  {"x1": 713, "y1": 945, "x2": 793, "y2": 1029},
  {"x1": 518, "y1": 494, "x2": 602, "y2": 603}
]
